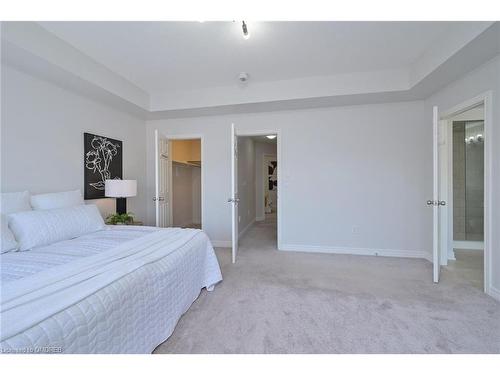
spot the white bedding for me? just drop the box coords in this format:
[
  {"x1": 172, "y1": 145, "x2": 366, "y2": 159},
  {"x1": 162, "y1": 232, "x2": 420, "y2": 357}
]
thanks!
[
  {"x1": 1, "y1": 226, "x2": 155, "y2": 283},
  {"x1": 0, "y1": 225, "x2": 222, "y2": 353}
]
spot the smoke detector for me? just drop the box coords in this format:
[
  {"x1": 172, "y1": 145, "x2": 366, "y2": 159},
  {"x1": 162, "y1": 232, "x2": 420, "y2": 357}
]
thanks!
[{"x1": 238, "y1": 72, "x2": 249, "y2": 82}]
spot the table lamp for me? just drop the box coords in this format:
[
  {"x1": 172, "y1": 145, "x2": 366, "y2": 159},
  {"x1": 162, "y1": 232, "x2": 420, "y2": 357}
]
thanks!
[{"x1": 105, "y1": 179, "x2": 137, "y2": 215}]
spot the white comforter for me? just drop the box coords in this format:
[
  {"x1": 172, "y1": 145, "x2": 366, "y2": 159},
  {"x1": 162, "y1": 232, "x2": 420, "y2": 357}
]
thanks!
[{"x1": 0, "y1": 226, "x2": 222, "y2": 353}]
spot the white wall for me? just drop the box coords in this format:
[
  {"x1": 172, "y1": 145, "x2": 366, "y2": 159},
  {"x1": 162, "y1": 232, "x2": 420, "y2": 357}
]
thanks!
[
  {"x1": 1, "y1": 65, "x2": 147, "y2": 221},
  {"x1": 424, "y1": 55, "x2": 500, "y2": 295},
  {"x1": 146, "y1": 100, "x2": 431, "y2": 257},
  {"x1": 255, "y1": 141, "x2": 277, "y2": 220},
  {"x1": 237, "y1": 137, "x2": 256, "y2": 235}
]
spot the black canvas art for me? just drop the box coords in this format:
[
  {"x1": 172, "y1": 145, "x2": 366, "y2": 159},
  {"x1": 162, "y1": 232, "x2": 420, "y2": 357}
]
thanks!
[
  {"x1": 268, "y1": 161, "x2": 277, "y2": 190},
  {"x1": 84, "y1": 133, "x2": 122, "y2": 199}
]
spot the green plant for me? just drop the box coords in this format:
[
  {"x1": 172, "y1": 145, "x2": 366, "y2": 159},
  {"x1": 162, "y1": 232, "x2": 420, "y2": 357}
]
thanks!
[{"x1": 106, "y1": 212, "x2": 135, "y2": 225}]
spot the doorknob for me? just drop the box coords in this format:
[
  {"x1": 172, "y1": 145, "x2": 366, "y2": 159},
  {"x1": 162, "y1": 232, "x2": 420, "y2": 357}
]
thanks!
[{"x1": 426, "y1": 200, "x2": 446, "y2": 206}]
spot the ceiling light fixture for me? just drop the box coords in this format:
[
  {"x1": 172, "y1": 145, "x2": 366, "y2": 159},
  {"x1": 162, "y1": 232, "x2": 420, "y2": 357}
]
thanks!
[
  {"x1": 242, "y1": 21, "x2": 250, "y2": 39},
  {"x1": 266, "y1": 135, "x2": 277, "y2": 139}
]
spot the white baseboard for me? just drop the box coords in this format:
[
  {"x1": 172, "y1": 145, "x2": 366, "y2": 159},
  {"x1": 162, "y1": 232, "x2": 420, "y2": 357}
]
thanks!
[
  {"x1": 255, "y1": 216, "x2": 265, "y2": 222},
  {"x1": 238, "y1": 219, "x2": 255, "y2": 238},
  {"x1": 423, "y1": 252, "x2": 433, "y2": 262},
  {"x1": 280, "y1": 244, "x2": 428, "y2": 260},
  {"x1": 211, "y1": 218, "x2": 255, "y2": 248},
  {"x1": 211, "y1": 240, "x2": 231, "y2": 248},
  {"x1": 488, "y1": 286, "x2": 500, "y2": 302},
  {"x1": 453, "y1": 240, "x2": 484, "y2": 250}
]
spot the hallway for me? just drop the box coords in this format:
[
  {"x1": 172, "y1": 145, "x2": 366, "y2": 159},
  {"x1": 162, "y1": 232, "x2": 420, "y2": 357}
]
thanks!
[{"x1": 239, "y1": 213, "x2": 277, "y2": 252}]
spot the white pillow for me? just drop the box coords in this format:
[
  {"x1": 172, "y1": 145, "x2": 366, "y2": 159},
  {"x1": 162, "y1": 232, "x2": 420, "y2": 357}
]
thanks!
[
  {"x1": 8, "y1": 204, "x2": 105, "y2": 251},
  {"x1": 31, "y1": 189, "x2": 84, "y2": 210},
  {"x1": 1, "y1": 214, "x2": 18, "y2": 253},
  {"x1": 0, "y1": 191, "x2": 32, "y2": 214}
]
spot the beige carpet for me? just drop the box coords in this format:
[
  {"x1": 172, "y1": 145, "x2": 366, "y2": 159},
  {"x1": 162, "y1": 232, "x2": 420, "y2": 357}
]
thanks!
[{"x1": 154, "y1": 216, "x2": 500, "y2": 354}]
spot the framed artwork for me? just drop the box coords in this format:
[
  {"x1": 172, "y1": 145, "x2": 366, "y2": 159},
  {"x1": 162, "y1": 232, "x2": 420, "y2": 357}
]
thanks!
[
  {"x1": 84, "y1": 132, "x2": 122, "y2": 199},
  {"x1": 268, "y1": 160, "x2": 277, "y2": 190}
]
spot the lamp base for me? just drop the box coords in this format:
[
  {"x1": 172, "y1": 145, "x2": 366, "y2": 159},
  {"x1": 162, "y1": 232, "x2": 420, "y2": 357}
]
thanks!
[{"x1": 116, "y1": 198, "x2": 127, "y2": 215}]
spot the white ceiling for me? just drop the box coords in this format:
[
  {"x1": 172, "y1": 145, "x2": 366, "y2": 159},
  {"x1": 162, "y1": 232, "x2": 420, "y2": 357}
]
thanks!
[{"x1": 38, "y1": 21, "x2": 455, "y2": 93}]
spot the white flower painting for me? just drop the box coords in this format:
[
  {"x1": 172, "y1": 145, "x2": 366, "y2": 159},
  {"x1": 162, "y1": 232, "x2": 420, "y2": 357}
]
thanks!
[{"x1": 84, "y1": 133, "x2": 122, "y2": 199}]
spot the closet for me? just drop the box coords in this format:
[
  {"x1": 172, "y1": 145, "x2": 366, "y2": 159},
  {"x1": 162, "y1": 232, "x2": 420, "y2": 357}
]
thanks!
[{"x1": 171, "y1": 139, "x2": 201, "y2": 229}]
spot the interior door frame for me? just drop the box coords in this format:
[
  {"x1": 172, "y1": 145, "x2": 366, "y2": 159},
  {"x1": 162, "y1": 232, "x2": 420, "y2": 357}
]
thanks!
[
  {"x1": 438, "y1": 91, "x2": 493, "y2": 296},
  {"x1": 234, "y1": 128, "x2": 282, "y2": 251},
  {"x1": 157, "y1": 131, "x2": 205, "y2": 230},
  {"x1": 230, "y1": 124, "x2": 238, "y2": 263},
  {"x1": 438, "y1": 117, "x2": 451, "y2": 266}
]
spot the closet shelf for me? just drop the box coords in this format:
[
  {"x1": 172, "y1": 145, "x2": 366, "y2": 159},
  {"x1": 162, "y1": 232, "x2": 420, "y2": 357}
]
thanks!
[{"x1": 172, "y1": 160, "x2": 201, "y2": 168}]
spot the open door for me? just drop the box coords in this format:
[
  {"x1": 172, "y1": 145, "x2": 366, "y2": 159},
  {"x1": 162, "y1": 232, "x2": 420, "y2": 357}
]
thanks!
[
  {"x1": 154, "y1": 129, "x2": 171, "y2": 228},
  {"x1": 429, "y1": 106, "x2": 447, "y2": 283},
  {"x1": 228, "y1": 123, "x2": 239, "y2": 263}
]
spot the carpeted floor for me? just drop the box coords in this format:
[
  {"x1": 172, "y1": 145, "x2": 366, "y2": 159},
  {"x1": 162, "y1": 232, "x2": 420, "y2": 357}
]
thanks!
[{"x1": 154, "y1": 215, "x2": 500, "y2": 354}]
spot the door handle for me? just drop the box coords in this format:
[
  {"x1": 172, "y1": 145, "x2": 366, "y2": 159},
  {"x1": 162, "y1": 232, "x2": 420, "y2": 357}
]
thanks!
[
  {"x1": 227, "y1": 198, "x2": 240, "y2": 203},
  {"x1": 426, "y1": 200, "x2": 446, "y2": 206},
  {"x1": 153, "y1": 197, "x2": 165, "y2": 202}
]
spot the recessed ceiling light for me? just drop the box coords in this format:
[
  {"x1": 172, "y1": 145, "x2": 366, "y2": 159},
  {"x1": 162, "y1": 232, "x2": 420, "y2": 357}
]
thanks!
[{"x1": 266, "y1": 135, "x2": 277, "y2": 139}]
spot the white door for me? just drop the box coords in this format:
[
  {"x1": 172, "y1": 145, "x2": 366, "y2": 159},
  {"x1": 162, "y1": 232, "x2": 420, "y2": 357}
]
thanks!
[
  {"x1": 229, "y1": 123, "x2": 239, "y2": 263},
  {"x1": 154, "y1": 129, "x2": 171, "y2": 227},
  {"x1": 429, "y1": 106, "x2": 446, "y2": 283}
]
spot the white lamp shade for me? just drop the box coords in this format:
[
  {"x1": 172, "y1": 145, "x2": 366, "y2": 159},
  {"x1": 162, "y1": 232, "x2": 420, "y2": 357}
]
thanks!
[{"x1": 105, "y1": 180, "x2": 137, "y2": 198}]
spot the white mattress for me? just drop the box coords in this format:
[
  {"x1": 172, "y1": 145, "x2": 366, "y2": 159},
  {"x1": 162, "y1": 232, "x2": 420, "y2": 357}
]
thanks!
[{"x1": 0, "y1": 225, "x2": 222, "y2": 353}]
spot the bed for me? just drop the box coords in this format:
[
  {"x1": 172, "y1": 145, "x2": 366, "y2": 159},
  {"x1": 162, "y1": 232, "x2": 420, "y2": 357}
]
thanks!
[{"x1": 0, "y1": 225, "x2": 222, "y2": 354}]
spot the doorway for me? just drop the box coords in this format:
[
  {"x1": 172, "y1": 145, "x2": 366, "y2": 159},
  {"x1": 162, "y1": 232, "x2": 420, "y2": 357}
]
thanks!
[
  {"x1": 435, "y1": 92, "x2": 492, "y2": 295},
  {"x1": 229, "y1": 126, "x2": 280, "y2": 263},
  {"x1": 448, "y1": 105, "x2": 485, "y2": 289},
  {"x1": 154, "y1": 130, "x2": 203, "y2": 229},
  {"x1": 170, "y1": 139, "x2": 202, "y2": 229}
]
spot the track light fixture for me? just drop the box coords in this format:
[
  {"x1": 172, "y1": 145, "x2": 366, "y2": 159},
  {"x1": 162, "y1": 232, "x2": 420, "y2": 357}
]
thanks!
[{"x1": 242, "y1": 21, "x2": 250, "y2": 39}]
